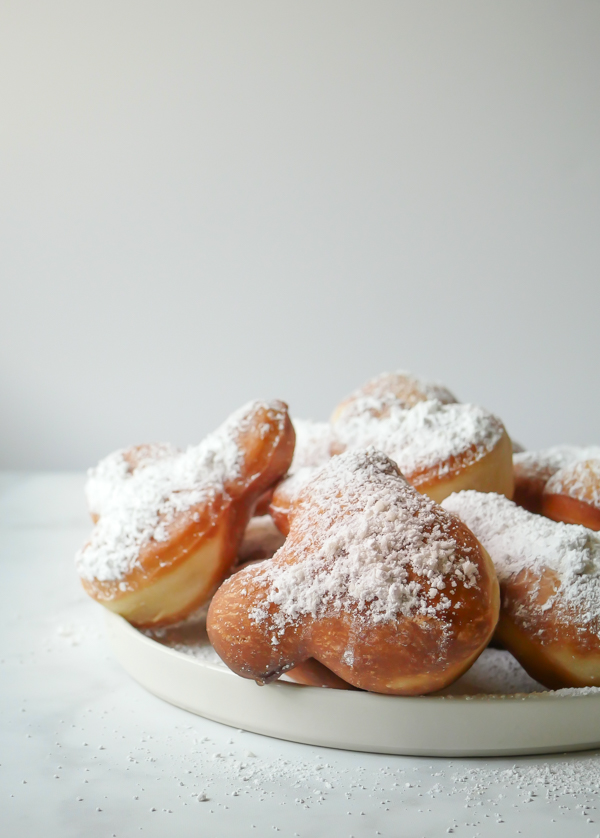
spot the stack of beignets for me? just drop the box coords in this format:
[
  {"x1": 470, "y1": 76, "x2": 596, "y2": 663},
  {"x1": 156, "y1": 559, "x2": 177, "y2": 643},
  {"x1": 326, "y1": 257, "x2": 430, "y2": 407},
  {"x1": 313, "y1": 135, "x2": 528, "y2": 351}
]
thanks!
[
  {"x1": 76, "y1": 369, "x2": 600, "y2": 696},
  {"x1": 330, "y1": 398, "x2": 513, "y2": 503}
]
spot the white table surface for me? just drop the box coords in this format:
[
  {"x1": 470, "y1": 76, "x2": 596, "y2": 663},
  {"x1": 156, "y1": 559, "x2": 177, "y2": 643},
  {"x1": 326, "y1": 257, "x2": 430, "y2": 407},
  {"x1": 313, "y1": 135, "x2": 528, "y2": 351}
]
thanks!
[{"x1": 2, "y1": 472, "x2": 600, "y2": 838}]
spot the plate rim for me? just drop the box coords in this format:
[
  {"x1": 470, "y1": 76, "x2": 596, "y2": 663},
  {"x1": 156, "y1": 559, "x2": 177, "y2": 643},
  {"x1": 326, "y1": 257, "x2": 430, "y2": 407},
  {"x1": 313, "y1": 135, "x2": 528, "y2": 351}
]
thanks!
[
  {"x1": 104, "y1": 610, "x2": 600, "y2": 756},
  {"x1": 108, "y1": 610, "x2": 600, "y2": 704}
]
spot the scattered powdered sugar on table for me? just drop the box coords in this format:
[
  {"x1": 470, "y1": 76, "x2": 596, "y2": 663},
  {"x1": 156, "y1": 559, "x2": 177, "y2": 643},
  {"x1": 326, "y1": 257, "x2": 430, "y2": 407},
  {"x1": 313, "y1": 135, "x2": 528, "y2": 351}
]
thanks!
[
  {"x1": 250, "y1": 449, "x2": 480, "y2": 633},
  {"x1": 451, "y1": 754, "x2": 600, "y2": 806},
  {"x1": 333, "y1": 399, "x2": 504, "y2": 480},
  {"x1": 75, "y1": 401, "x2": 266, "y2": 583},
  {"x1": 545, "y1": 459, "x2": 600, "y2": 507},
  {"x1": 442, "y1": 490, "x2": 600, "y2": 634}
]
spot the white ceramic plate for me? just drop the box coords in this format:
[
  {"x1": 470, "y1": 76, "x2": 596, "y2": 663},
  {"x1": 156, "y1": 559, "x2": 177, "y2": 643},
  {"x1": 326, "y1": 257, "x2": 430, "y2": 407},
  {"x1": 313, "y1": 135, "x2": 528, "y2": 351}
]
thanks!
[{"x1": 105, "y1": 610, "x2": 600, "y2": 757}]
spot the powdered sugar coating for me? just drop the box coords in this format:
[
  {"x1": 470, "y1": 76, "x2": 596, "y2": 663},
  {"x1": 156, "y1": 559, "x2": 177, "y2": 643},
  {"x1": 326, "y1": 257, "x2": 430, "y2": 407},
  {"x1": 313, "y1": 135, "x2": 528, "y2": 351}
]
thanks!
[
  {"x1": 339, "y1": 370, "x2": 457, "y2": 410},
  {"x1": 268, "y1": 420, "x2": 335, "y2": 526},
  {"x1": 513, "y1": 445, "x2": 600, "y2": 481},
  {"x1": 442, "y1": 491, "x2": 600, "y2": 635},
  {"x1": 290, "y1": 419, "x2": 334, "y2": 472},
  {"x1": 333, "y1": 399, "x2": 504, "y2": 482},
  {"x1": 85, "y1": 443, "x2": 180, "y2": 519},
  {"x1": 270, "y1": 466, "x2": 317, "y2": 511},
  {"x1": 251, "y1": 449, "x2": 482, "y2": 633},
  {"x1": 77, "y1": 401, "x2": 275, "y2": 584},
  {"x1": 545, "y1": 459, "x2": 600, "y2": 508}
]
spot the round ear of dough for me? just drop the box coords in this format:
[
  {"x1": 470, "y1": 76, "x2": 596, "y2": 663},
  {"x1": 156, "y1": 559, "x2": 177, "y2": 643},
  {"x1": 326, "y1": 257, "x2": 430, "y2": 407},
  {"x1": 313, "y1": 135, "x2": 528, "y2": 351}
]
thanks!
[
  {"x1": 513, "y1": 446, "x2": 600, "y2": 515},
  {"x1": 85, "y1": 442, "x2": 180, "y2": 522},
  {"x1": 208, "y1": 449, "x2": 499, "y2": 696},
  {"x1": 542, "y1": 494, "x2": 600, "y2": 531},
  {"x1": 93, "y1": 517, "x2": 231, "y2": 625}
]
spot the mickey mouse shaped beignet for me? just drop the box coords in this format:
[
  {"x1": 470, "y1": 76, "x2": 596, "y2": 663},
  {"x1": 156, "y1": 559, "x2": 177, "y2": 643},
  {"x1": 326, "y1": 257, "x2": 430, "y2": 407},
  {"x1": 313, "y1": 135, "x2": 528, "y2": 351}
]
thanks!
[
  {"x1": 207, "y1": 448, "x2": 499, "y2": 695},
  {"x1": 76, "y1": 400, "x2": 295, "y2": 627}
]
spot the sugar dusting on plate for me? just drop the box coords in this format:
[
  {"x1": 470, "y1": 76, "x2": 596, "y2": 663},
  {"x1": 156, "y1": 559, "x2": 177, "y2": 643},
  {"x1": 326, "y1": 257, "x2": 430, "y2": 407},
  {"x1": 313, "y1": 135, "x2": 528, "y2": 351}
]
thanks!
[{"x1": 143, "y1": 616, "x2": 599, "y2": 698}]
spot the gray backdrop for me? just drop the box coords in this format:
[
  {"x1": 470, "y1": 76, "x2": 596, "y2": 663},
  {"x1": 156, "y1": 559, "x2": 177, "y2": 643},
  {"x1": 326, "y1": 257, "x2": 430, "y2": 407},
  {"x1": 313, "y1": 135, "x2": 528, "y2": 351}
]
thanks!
[{"x1": 1, "y1": 0, "x2": 599, "y2": 469}]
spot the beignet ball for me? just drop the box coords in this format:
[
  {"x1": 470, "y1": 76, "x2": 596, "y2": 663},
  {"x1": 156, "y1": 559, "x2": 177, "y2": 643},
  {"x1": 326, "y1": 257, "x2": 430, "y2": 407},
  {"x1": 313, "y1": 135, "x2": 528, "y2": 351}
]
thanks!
[
  {"x1": 331, "y1": 397, "x2": 513, "y2": 505},
  {"x1": 443, "y1": 490, "x2": 600, "y2": 689}
]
